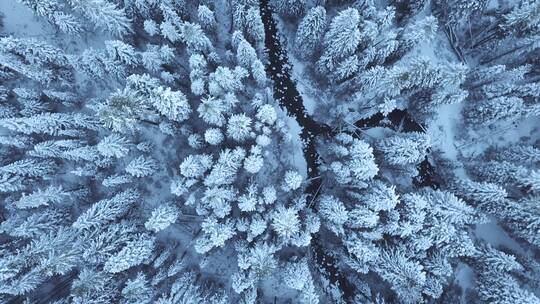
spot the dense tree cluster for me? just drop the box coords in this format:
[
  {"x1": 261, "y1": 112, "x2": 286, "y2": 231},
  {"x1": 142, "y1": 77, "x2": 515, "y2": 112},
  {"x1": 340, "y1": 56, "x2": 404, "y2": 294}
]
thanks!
[{"x1": 0, "y1": 0, "x2": 538, "y2": 303}]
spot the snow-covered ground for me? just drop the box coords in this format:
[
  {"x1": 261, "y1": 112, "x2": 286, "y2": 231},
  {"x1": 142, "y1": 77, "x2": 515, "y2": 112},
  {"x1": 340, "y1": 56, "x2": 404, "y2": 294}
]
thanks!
[
  {"x1": 454, "y1": 262, "x2": 475, "y2": 299},
  {"x1": 456, "y1": 115, "x2": 540, "y2": 158},
  {"x1": 0, "y1": 1, "x2": 49, "y2": 38},
  {"x1": 475, "y1": 220, "x2": 526, "y2": 254},
  {"x1": 0, "y1": 0, "x2": 113, "y2": 52},
  {"x1": 282, "y1": 113, "x2": 309, "y2": 178}
]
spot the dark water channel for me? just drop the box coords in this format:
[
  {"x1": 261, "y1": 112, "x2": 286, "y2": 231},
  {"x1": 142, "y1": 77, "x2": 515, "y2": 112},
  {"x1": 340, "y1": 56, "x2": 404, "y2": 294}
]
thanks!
[
  {"x1": 259, "y1": 0, "x2": 438, "y2": 300},
  {"x1": 259, "y1": 0, "x2": 332, "y2": 188},
  {"x1": 258, "y1": 0, "x2": 437, "y2": 190},
  {"x1": 259, "y1": 0, "x2": 356, "y2": 299}
]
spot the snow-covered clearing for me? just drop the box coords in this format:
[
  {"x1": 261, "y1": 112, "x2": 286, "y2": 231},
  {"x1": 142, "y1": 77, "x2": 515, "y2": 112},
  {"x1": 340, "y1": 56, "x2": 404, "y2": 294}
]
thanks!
[{"x1": 0, "y1": 1, "x2": 113, "y2": 52}]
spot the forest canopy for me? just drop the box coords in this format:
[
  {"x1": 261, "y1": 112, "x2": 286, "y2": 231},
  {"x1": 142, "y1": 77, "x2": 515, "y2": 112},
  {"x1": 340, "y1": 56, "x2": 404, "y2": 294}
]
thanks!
[{"x1": 0, "y1": 0, "x2": 539, "y2": 303}]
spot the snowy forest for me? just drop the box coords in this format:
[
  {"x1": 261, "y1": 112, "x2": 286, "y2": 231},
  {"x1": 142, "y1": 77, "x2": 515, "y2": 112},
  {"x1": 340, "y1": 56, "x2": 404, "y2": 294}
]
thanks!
[{"x1": 0, "y1": 0, "x2": 539, "y2": 303}]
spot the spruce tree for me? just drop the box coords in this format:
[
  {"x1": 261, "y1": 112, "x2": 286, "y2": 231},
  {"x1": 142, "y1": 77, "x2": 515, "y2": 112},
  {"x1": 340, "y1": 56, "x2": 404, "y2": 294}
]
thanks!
[
  {"x1": 67, "y1": 0, "x2": 132, "y2": 36},
  {"x1": 294, "y1": 6, "x2": 327, "y2": 59},
  {"x1": 317, "y1": 8, "x2": 361, "y2": 73}
]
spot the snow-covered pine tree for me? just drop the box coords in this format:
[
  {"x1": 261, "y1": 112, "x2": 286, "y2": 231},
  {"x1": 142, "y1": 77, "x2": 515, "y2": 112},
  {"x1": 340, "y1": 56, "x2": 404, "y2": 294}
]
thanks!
[
  {"x1": 473, "y1": 244, "x2": 540, "y2": 304},
  {"x1": 73, "y1": 189, "x2": 140, "y2": 230},
  {"x1": 317, "y1": 8, "x2": 361, "y2": 74},
  {"x1": 97, "y1": 134, "x2": 131, "y2": 158},
  {"x1": 374, "y1": 249, "x2": 426, "y2": 304},
  {"x1": 121, "y1": 272, "x2": 154, "y2": 304},
  {"x1": 282, "y1": 170, "x2": 303, "y2": 191},
  {"x1": 318, "y1": 195, "x2": 348, "y2": 235},
  {"x1": 160, "y1": 20, "x2": 181, "y2": 42},
  {"x1": 180, "y1": 22, "x2": 213, "y2": 54},
  {"x1": 271, "y1": 206, "x2": 300, "y2": 240},
  {"x1": 66, "y1": 0, "x2": 132, "y2": 36},
  {"x1": 0, "y1": 36, "x2": 73, "y2": 83},
  {"x1": 152, "y1": 87, "x2": 191, "y2": 122},
  {"x1": 98, "y1": 89, "x2": 151, "y2": 133},
  {"x1": 125, "y1": 155, "x2": 158, "y2": 177},
  {"x1": 272, "y1": 0, "x2": 306, "y2": 18},
  {"x1": 378, "y1": 132, "x2": 430, "y2": 166},
  {"x1": 145, "y1": 203, "x2": 180, "y2": 232},
  {"x1": 294, "y1": 6, "x2": 327, "y2": 59},
  {"x1": 392, "y1": 16, "x2": 438, "y2": 61},
  {"x1": 204, "y1": 128, "x2": 224, "y2": 145},
  {"x1": 104, "y1": 233, "x2": 156, "y2": 273},
  {"x1": 464, "y1": 96, "x2": 524, "y2": 125},
  {"x1": 198, "y1": 5, "x2": 216, "y2": 31},
  {"x1": 105, "y1": 40, "x2": 139, "y2": 67},
  {"x1": 227, "y1": 113, "x2": 253, "y2": 142},
  {"x1": 204, "y1": 147, "x2": 246, "y2": 186},
  {"x1": 236, "y1": 38, "x2": 258, "y2": 68},
  {"x1": 15, "y1": 185, "x2": 70, "y2": 209},
  {"x1": 180, "y1": 154, "x2": 213, "y2": 179},
  {"x1": 18, "y1": 0, "x2": 83, "y2": 35},
  {"x1": 0, "y1": 158, "x2": 56, "y2": 177},
  {"x1": 245, "y1": 7, "x2": 265, "y2": 44},
  {"x1": 195, "y1": 216, "x2": 236, "y2": 254}
]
